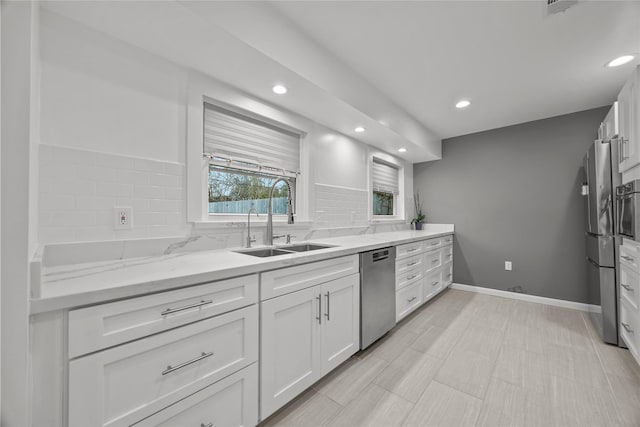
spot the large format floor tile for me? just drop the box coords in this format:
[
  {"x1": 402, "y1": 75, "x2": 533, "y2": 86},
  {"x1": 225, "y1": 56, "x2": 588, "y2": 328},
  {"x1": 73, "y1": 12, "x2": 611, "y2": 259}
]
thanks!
[{"x1": 262, "y1": 288, "x2": 640, "y2": 426}]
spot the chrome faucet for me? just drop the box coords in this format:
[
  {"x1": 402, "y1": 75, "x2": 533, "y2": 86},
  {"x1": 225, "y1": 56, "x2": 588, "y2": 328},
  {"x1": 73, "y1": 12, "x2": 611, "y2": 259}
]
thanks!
[
  {"x1": 246, "y1": 207, "x2": 259, "y2": 248},
  {"x1": 266, "y1": 177, "x2": 294, "y2": 245}
]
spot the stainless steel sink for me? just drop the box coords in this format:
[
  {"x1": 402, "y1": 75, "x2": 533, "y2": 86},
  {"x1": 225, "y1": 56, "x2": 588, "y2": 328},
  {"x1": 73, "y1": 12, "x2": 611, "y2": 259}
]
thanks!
[
  {"x1": 280, "y1": 243, "x2": 335, "y2": 252},
  {"x1": 234, "y1": 248, "x2": 295, "y2": 257},
  {"x1": 234, "y1": 243, "x2": 335, "y2": 257}
]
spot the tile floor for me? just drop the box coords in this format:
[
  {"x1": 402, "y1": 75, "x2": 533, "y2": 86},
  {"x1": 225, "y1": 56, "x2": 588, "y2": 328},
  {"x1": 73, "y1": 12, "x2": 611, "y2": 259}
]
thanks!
[{"x1": 260, "y1": 288, "x2": 640, "y2": 427}]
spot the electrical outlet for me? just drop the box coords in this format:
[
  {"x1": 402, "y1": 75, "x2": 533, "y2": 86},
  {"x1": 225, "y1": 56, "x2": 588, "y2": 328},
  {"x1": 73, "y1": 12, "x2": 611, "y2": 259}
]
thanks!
[
  {"x1": 505, "y1": 261, "x2": 512, "y2": 271},
  {"x1": 114, "y1": 207, "x2": 133, "y2": 230}
]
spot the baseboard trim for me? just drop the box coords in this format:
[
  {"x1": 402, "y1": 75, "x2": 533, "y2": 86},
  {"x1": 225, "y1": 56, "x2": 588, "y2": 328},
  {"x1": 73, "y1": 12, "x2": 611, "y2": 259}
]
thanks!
[{"x1": 450, "y1": 283, "x2": 598, "y2": 313}]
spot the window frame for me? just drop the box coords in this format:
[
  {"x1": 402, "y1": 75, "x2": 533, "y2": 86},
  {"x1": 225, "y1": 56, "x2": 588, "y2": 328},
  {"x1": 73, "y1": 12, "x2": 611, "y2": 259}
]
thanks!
[
  {"x1": 186, "y1": 75, "x2": 308, "y2": 225},
  {"x1": 370, "y1": 154, "x2": 405, "y2": 221}
]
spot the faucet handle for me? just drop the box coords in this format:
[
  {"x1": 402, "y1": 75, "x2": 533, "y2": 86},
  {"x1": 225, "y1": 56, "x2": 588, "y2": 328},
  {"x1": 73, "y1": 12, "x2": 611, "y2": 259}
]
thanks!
[
  {"x1": 272, "y1": 234, "x2": 286, "y2": 241},
  {"x1": 286, "y1": 234, "x2": 297, "y2": 244}
]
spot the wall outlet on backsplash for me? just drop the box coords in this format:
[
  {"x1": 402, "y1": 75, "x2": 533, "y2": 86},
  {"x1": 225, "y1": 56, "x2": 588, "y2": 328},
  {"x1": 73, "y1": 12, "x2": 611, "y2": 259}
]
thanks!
[{"x1": 114, "y1": 207, "x2": 133, "y2": 230}]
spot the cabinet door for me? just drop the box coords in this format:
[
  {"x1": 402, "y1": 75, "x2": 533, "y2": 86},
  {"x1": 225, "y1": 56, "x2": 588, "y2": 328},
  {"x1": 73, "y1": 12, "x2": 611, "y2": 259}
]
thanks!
[
  {"x1": 260, "y1": 286, "x2": 321, "y2": 420},
  {"x1": 619, "y1": 70, "x2": 638, "y2": 172},
  {"x1": 320, "y1": 273, "x2": 360, "y2": 375}
]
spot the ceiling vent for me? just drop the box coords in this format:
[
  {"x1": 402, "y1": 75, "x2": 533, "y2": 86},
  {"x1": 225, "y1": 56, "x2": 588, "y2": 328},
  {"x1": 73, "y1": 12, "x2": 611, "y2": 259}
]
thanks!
[{"x1": 547, "y1": 0, "x2": 578, "y2": 15}]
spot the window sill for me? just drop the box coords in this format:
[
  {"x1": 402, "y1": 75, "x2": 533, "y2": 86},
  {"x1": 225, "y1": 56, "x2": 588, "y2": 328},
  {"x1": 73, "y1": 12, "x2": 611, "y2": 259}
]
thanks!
[{"x1": 370, "y1": 218, "x2": 407, "y2": 224}]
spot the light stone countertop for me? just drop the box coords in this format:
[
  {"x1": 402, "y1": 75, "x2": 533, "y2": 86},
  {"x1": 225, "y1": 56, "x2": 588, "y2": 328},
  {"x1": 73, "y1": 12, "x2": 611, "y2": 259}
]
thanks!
[{"x1": 31, "y1": 226, "x2": 454, "y2": 314}]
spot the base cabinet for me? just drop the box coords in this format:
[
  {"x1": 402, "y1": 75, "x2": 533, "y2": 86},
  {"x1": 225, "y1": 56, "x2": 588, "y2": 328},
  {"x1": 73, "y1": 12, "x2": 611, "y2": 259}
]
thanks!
[
  {"x1": 260, "y1": 272, "x2": 359, "y2": 420},
  {"x1": 620, "y1": 238, "x2": 640, "y2": 368},
  {"x1": 395, "y1": 235, "x2": 454, "y2": 321}
]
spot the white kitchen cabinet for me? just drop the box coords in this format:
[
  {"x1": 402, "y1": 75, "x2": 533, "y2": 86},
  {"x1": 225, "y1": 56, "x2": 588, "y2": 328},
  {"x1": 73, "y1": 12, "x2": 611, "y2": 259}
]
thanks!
[
  {"x1": 619, "y1": 238, "x2": 640, "y2": 368},
  {"x1": 618, "y1": 66, "x2": 639, "y2": 173},
  {"x1": 69, "y1": 305, "x2": 258, "y2": 427},
  {"x1": 260, "y1": 257, "x2": 359, "y2": 420},
  {"x1": 132, "y1": 363, "x2": 258, "y2": 427},
  {"x1": 320, "y1": 273, "x2": 360, "y2": 374},
  {"x1": 395, "y1": 234, "x2": 454, "y2": 321},
  {"x1": 260, "y1": 285, "x2": 322, "y2": 418}
]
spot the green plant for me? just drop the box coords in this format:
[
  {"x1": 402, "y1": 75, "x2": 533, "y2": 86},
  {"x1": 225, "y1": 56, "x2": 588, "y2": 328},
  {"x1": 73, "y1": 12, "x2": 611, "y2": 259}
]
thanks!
[{"x1": 411, "y1": 193, "x2": 425, "y2": 224}]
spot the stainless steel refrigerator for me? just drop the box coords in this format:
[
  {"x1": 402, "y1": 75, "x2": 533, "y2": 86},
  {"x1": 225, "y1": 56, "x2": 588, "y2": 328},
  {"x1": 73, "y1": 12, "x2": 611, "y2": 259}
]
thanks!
[{"x1": 583, "y1": 137, "x2": 621, "y2": 345}]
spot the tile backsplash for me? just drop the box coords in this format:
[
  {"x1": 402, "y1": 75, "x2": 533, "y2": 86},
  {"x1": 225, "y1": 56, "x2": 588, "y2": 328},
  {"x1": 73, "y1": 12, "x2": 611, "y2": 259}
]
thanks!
[
  {"x1": 39, "y1": 144, "x2": 185, "y2": 243},
  {"x1": 314, "y1": 183, "x2": 369, "y2": 226}
]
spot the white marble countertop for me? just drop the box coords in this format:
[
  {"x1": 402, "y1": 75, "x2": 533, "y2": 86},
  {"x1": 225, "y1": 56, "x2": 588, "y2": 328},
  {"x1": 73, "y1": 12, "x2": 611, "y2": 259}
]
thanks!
[{"x1": 31, "y1": 226, "x2": 454, "y2": 314}]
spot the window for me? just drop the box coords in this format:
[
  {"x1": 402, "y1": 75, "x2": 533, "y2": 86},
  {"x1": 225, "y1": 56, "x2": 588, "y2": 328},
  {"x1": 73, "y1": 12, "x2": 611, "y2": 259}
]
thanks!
[
  {"x1": 372, "y1": 158, "x2": 400, "y2": 216},
  {"x1": 203, "y1": 102, "x2": 300, "y2": 216}
]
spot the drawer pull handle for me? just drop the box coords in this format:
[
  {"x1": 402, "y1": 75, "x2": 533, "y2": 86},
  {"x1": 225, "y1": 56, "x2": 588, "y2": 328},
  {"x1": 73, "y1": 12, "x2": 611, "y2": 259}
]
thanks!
[
  {"x1": 407, "y1": 261, "x2": 419, "y2": 267},
  {"x1": 432, "y1": 281, "x2": 439, "y2": 286},
  {"x1": 622, "y1": 284, "x2": 634, "y2": 292},
  {"x1": 622, "y1": 322, "x2": 634, "y2": 334},
  {"x1": 446, "y1": 254, "x2": 452, "y2": 258},
  {"x1": 161, "y1": 299, "x2": 213, "y2": 316},
  {"x1": 201, "y1": 423, "x2": 213, "y2": 427},
  {"x1": 447, "y1": 273, "x2": 452, "y2": 278},
  {"x1": 407, "y1": 275, "x2": 417, "y2": 280},
  {"x1": 622, "y1": 255, "x2": 635, "y2": 262},
  {"x1": 162, "y1": 351, "x2": 213, "y2": 376},
  {"x1": 430, "y1": 242, "x2": 439, "y2": 246},
  {"x1": 431, "y1": 259, "x2": 439, "y2": 264},
  {"x1": 407, "y1": 248, "x2": 418, "y2": 252},
  {"x1": 316, "y1": 294, "x2": 322, "y2": 325},
  {"x1": 407, "y1": 296, "x2": 417, "y2": 302}
]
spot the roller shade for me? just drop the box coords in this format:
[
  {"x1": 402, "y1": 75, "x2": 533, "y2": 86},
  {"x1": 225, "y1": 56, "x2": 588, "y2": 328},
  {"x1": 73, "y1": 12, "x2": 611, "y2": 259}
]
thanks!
[
  {"x1": 372, "y1": 158, "x2": 399, "y2": 194},
  {"x1": 203, "y1": 102, "x2": 300, "y2": 176}
]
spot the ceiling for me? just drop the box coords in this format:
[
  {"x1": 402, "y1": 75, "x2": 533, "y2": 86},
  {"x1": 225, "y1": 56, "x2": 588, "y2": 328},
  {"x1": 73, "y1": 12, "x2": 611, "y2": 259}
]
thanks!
[
  {"x1": 272, "y1": 0, "x2": 640, "y2": 139},
  {"x1": 40, "y1": 1, "x2": 640, "y2": 163}
]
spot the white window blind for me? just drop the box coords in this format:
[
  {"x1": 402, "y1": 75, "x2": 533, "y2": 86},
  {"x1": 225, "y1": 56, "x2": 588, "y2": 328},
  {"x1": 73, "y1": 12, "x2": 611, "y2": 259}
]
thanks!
[
  {"x1": 372, "y1": 158, "x2": 399, "y2": 194},
  {"x1": 203, "y1": 102, "x2": 300, "y2": 177}
]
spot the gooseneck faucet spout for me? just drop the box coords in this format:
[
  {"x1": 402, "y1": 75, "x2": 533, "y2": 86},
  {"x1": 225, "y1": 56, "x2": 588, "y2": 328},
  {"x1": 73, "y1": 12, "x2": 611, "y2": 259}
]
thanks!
[{"x1": 266, "y1": 177, "x2": 294, "y2": 245}]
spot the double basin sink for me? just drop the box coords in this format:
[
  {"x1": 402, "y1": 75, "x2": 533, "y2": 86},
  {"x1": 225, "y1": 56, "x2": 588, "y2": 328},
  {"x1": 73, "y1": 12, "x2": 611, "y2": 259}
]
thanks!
[{"x1": 235, "y1": 243, "x2": 334, "y2": 258}]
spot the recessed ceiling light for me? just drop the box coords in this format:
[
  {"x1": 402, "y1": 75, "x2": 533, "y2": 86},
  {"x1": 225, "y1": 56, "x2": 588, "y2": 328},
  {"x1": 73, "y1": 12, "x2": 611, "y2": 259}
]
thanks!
[
  {"x1": 272, "y1": 84, "x2": 287, "y2": 94},
  {"x1": 354, "y1": 126, "x2": 365, "y2": 133},
  {"x1": 606, "y1": 55, "x2": 635, "y2": 68},
  {"x1": 398, "y1": 148, "x2": 407, "y2": 153},
  {"x1": 456, "y1": 100, "x2": 471, "y2": 109}
]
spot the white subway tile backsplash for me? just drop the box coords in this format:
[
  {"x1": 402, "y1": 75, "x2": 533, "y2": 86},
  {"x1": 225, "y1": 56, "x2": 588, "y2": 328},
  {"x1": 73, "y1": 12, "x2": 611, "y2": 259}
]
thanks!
[{"x1": 39, "y1": 144, "x2": 185, "y2": 244}]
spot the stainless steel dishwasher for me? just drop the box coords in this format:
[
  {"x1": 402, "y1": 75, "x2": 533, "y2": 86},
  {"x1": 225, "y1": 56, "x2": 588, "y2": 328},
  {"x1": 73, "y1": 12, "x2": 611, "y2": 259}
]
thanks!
[{"x1": 360, "y1": 246, "x2": 396, "y2": 349}]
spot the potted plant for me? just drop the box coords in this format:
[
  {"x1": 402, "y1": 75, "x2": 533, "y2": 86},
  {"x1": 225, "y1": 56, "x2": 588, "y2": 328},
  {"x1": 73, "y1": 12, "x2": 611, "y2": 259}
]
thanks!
[{"x1": 411, "y1": 193, "x2": 426, "y2": 230}]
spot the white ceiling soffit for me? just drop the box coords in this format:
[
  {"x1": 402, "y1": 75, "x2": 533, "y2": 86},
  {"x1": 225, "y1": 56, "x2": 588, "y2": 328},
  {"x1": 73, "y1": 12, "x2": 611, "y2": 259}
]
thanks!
[
  {"x1": 39, "y1": 1, "x2": 441, "y2": 163},
  {"x1": 272, "y1": 0, "x2": 640, "y2": 139}
]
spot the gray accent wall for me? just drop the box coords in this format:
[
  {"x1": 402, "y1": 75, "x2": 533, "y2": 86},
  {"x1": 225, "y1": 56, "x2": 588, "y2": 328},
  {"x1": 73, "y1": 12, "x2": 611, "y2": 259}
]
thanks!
[{"x1": 414, "y1": 106, "x2": 610, "y2": 304}]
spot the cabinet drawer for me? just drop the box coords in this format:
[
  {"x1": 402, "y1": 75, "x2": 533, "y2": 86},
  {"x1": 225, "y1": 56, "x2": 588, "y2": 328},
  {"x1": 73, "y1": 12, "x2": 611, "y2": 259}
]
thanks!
[
  {"x1": 68, "y1": 274, "x2": 258, "y2": 358},
  {"x1": 133, "y1": 363, "x2": 258, "y2": 427},
  {"x1": 442, "y1": 245, "x2": 453, "y2": 264},
  {"x1": 69, "y1": 305, "x2": 258, "y2": 427},
  {"x1": 261, "y1": 255, "x2": 358, "y2": 300},
  {"x1": 396, "y1": 253, "x2": 424, "y2": 277},
  {"x1": 620, "y1": 263, "x2": 640, "y2": 310},
  {"x1": 424, "y1": 238, "x2": 442, "y2": 251},
  {"x1": 442, "y1": 262, "x2": 453, "y2": 287},
  {"x1": 396, "y1": 279, "x2": 423, "y2": 321},
  {"x1": 620, "y1": 240, "x2": 640, "y2": 274},
  {"x1": 425, "y1": 248, "x2": 442, "y2": 272},
  {"x1": 396, "y1": 241, "x2": 424, "y2": 259},
  {"x1": 396, "y1": 268, "x2": 424, "y2": 291},
  {"x1": 620, "y1": 298, "x2": 640, "y2": 363},
  {"x1": 423, "y1": 269, "x2": 443, "y2": 301},
  {"x1": 442, "y1": 235, "x2": 453, "y2": 246}
]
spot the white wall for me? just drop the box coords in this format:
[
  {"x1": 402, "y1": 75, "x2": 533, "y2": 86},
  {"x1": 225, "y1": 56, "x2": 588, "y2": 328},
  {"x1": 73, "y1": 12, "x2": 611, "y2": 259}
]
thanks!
[{"x1": 38, "y1": 8, "x2": 412, "y2": 246}]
